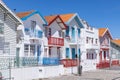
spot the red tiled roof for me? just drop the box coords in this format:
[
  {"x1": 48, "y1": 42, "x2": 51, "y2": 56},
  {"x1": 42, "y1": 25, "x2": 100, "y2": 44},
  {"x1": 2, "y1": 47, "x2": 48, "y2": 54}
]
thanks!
[
  {"x1": 44, "y1": 15, "x2": 57, "y2": 24},
  {"x1": 99, "y1": 28, "x2": 112, "y2": 39},
  {"x1": 99, "y1": 28, "x2": 107, "y2": 37},
  {"x1": 112, "y1": 39, "x2": 120, "y2": 46},
  {"x1": 59, "y1": 13, "x2": 75, "y2": 23},
  {"x1": 16, "y1": 10, "x2": 35, "y2": 18},
  {"x1": 44, "y1": 15, "x2": 67, "y2": 29}
]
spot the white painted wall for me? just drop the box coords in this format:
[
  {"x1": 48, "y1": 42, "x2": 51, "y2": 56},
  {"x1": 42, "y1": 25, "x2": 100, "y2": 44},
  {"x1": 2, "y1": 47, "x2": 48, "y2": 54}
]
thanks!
[
  {"x1": 80, "y1": 21, "x2": 100, "y2": 71},
  {"x1": 63, "y1": 67, "x2": 77, "y2": 75},
  {"x1": 11, "y1": 65, "x2": 64, "y2": 80},
  {"x1": 0, "y1": 7, "x2": 18, "y2": 56},
  {"x1": 63, "y1": 17, "x2": 81, "y2": 59},
  {"x1": 17, "y1": 13, "x2": 48, "y2": 58}
]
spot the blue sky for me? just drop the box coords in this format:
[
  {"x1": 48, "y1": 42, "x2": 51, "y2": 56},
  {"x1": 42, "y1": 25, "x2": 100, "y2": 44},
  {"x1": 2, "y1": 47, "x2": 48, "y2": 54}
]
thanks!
[{"x1": 3, "y1": 0, "x2": 120, "y2": 38}]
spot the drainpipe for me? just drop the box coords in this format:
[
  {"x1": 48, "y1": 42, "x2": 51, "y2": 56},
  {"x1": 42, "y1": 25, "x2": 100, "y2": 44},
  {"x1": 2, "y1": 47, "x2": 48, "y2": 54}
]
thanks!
[
  {"x1": 77, "y1": 36, "x2": 82, "y2": 76},
  {"x1": 109, "y1": 39, "x2": 112, "y2": 68}
]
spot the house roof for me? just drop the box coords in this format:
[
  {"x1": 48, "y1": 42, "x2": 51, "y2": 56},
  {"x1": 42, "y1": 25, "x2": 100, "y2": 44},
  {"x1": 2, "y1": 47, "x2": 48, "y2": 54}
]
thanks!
[
  {"x1": 59, "y1": 13, "x2": 75, "y2": 23},
  {"x1": 99, "y1": 28, "x2": 112, "y2": 39},
  {"x1": 16, "y1": 10, "x2": 47, "y2": 24},
  {"x1": 44, "y1": 15, "x2": 67, "y2": 29},
  {"x1": 16, "y1": 10, "x2": 34, "y2": 18},
  {"x1": 44, "y1": 15, "x2": 57, "y2": 24},
  {"x1": 0, "y1": 0, "x2": 22, "y2": 24},
  {"x1": 112, "y1": 39, "x2": 120, "y2": 46},
  {"x1": 99, "y1": 28, "x2": 107, "y2": 37}
]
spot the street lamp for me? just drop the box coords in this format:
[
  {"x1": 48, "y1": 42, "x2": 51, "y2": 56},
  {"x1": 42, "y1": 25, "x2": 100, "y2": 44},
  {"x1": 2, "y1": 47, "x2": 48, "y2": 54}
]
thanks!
[{"x1": 77, "y1": 37, "x2": 82, "y2": 76}]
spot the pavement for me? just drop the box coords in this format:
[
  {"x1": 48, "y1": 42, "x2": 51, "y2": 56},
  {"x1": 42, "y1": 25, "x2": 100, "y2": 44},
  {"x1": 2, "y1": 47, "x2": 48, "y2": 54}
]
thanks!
[{"x1": 37, "y1": 66, "x2": 120, "y2": 80}]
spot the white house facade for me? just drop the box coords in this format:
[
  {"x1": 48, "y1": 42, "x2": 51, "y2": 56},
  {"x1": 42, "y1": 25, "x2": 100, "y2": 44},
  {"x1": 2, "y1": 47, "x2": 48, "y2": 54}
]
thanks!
[
  {"x1": 0, "y1": 0, "x2": 22, "y2": 56},
  {"x1": 80, "y1": 20, "x2": 100, "y2": 71},
  {"x1": 44, "y1": 15, "x2": 66, "y2": 65},
  {"x1": 57, "y1": 13, "x2": 84, "y2": 74},
  {"x1": 16, "y1": 10, "x2": 48, "y2": 65},
  {"x1": 0, "y1": 0, "x2": 22, "y2": 79}
]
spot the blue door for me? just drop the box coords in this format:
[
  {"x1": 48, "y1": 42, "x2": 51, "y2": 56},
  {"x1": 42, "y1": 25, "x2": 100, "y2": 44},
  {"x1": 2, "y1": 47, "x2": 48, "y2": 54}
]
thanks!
[
  {"x1": 72, "y1": 27, "x2": 75, "y2": 42},
  {"x1": 72, "y1": 48, "x2": 76, "y2": 59},
  {"x1": 66, "y1": 48, "x2": 70, "y2": 58},
  {"x1": 78, "y1": 49, "x2": 81, "y2": 60}
]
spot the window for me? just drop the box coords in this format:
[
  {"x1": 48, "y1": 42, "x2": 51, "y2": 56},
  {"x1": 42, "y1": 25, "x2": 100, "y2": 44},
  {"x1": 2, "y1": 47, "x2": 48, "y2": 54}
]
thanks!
[
  {"x1": 96, "y1": 39, "x2": 98, "y2": 44},
  {"x1": 91, "y1": 38, "x2": 93, "y2": 44},
  {"x1": 24, "y1": 45, "x2": 29, "y2": 56},
  {"x1": 24, "y1": 28, "x2": 30, "y2": 35},
  {"x1": 0, "y1": 23, "x2": 4, "y2": 34},
  {"x1": 90, "y1": 27, "x2": 93, "y2": 30},
  {"x1": 86, "y1": 53, "x2": 96, "y2": 59},
  {"x1": 48, "y1": 28, "x2": 51, "y2": 37},
  {"x1": 66, "y1": 48, "x2": 70, "y2": 58},
  {"x1": 66, "y1": 26, "x2": 69, "y2": 37},
  {"x1": 30, "y1": 45, "x2": 35, "y2": 56},
  {"x1": 86, "y1": 37, "x2": 89, "y2": 43},
  {"x1": 59, "y1": 30, "x2": 62, "y2": 37},
  {"x1": 31, "y1": 21, "x2": 36, "y2": 32},
  {"x1": 38, "y1": 30, "x2": 43, "y2": 38},
  {"x1": 77, "y1": 28, "x2": 80, "y2": 37}
]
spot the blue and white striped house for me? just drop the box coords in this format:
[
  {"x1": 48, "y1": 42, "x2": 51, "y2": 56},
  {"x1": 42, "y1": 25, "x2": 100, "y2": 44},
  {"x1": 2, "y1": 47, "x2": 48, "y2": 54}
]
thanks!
[{"x1": 16, "y1": 10, "x2": 47, "y2": 65}]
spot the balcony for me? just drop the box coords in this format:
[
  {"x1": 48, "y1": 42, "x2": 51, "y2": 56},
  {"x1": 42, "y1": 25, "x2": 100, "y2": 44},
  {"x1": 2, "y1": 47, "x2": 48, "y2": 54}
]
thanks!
[
  {"x1": 24, "y1": 28, "x2": 43, "y2": 39},
  {"x1": 60, "y1": 59, "x2": 78, "y2": 67},
  {"x1": 48, "y1": 37, "x2": 64, "y2": 46}
]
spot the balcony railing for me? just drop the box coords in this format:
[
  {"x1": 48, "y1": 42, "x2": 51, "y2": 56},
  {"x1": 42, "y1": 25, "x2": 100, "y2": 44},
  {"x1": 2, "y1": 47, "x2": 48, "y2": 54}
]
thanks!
[
  {"x1": 60, "y1": 59, "x2": 78, "y2": 67},
  {"x1": 48, "y1": 37, "x2": 64, "y2": 46},
  {"x1": 43, "y1": 57, "x2": 60, "y2": 65},
  {"x1": 24, "y1": 28, "x2": 43, "y2": 38},
  {"x1": 0, "y1": 57, "x2": 38, "y2": 70}
]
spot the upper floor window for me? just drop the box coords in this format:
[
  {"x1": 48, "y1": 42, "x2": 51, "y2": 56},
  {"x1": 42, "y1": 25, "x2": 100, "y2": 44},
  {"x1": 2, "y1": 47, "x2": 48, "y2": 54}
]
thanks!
[
  {"x1": 86, "y1": 37, "x2": 89, "y2": 44},
  {"x1": 0, "y1": 23, "x2": 4, "y2": 34},
  {"x1": 31, "y1": 21, "x2": 36, "y2": 32},
  {"x1": 90, "y1": 27, "x2": 93, "y2": 30},
  {"x1": 24, "y1": 28, "x2": 30, "y2": 35},
  {"x1": 59, "y1": 30, "x2": 62, "y2": 37},
  {"x1": 96, "y1": 39, "x2": 98, "y2": 44},
  {"x1": 48, "y1": 28, "x2": 51, "y2": 37},
  {"x1": 66, "y1": 26, "x2": 69, "y2": 37},
  {"x1": 66, "y1": 48, "x2": 70, "y2": 58},
  {"x1": 38, "y1": 30, "x2": 43, "y2": 38},
  {"x1": 91, "y1": 38, "x2": 93, "y2": 44},
  {"x1": 77, "y1": 28, "x2": 80, "y2": 37}
]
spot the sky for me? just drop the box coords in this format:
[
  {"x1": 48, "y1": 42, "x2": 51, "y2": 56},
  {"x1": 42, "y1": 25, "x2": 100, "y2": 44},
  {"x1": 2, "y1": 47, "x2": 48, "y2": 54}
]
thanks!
[{"x1": 3, "y1": 0, "x2": 120, "y2": 39}]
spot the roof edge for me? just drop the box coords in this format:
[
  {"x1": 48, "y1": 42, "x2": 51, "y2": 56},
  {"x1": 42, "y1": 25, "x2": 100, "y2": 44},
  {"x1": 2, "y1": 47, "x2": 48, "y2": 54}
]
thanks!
[{"x1": 21, "y1": 11, "x2": 47, "y2": 24}]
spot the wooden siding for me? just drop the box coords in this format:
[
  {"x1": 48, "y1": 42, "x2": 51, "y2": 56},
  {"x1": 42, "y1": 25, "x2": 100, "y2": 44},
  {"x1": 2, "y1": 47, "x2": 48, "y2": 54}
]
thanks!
[{"x1": 0, "y1": 8, "x2": 17, "y2": 56}]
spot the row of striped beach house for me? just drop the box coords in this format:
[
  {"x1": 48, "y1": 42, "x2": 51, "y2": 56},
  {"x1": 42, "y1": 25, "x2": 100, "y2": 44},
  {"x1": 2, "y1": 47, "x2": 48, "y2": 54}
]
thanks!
[{"x1": 0, "y1": 0, "x2": 120, "y2": 80}]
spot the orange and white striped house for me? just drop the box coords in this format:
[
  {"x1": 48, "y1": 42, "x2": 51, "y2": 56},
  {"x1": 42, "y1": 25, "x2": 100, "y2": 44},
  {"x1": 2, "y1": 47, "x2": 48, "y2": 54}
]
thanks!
[{"x1": 97, "y1": 28, "x2": 112, "y2": 68}]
